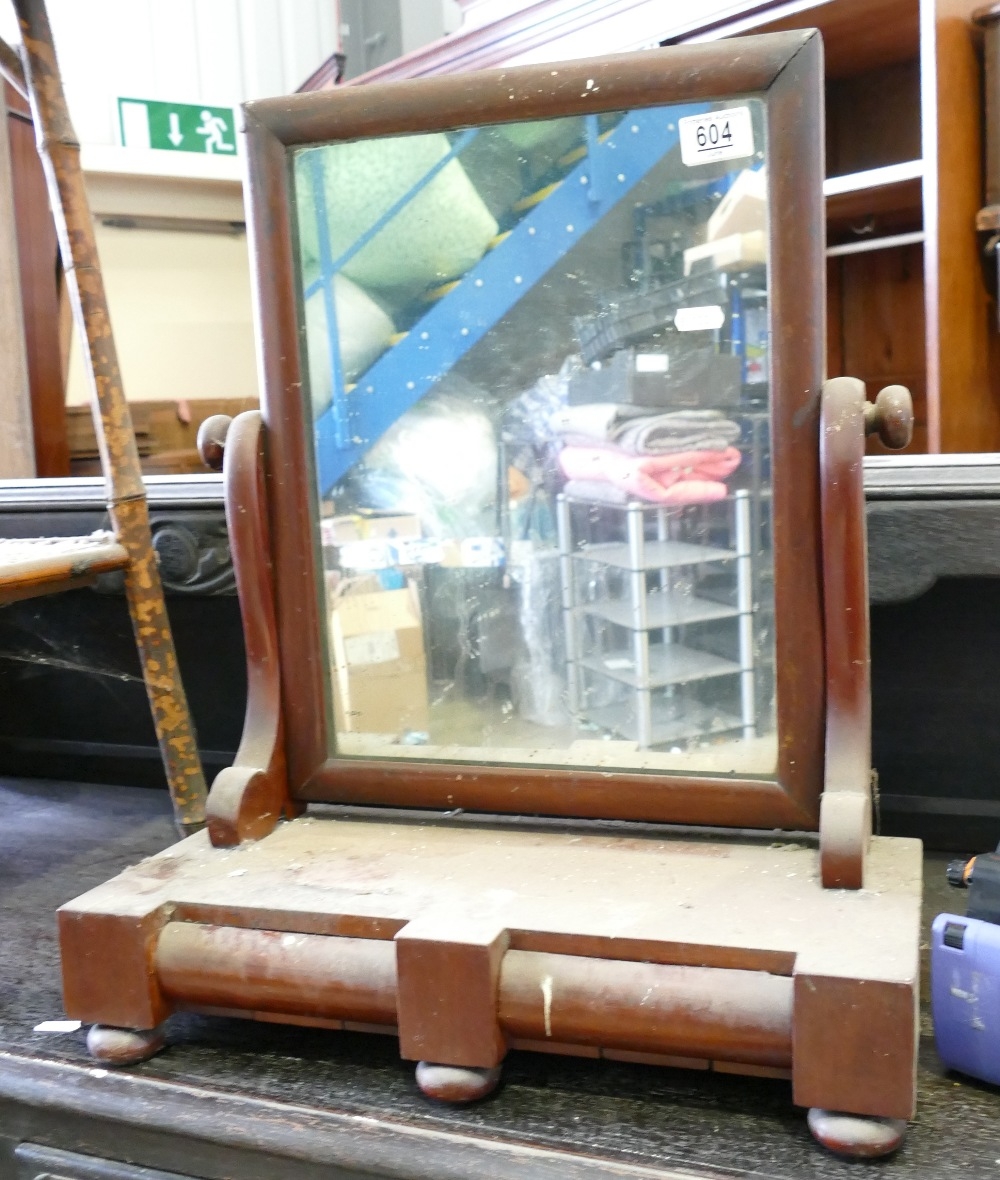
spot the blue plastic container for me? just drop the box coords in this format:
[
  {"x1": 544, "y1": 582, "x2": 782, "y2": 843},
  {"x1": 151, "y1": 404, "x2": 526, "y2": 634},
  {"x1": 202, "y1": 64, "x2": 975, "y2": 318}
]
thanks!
[{"x1": 931, "y1": 911, "x2": 1000, "y2": 1086}]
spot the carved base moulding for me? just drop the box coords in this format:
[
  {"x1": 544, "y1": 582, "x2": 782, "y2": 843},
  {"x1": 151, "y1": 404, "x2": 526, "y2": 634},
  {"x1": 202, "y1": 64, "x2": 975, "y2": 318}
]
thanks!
[{"x1": 59, "y1": 816, "x2": 921, "y2": 1154}]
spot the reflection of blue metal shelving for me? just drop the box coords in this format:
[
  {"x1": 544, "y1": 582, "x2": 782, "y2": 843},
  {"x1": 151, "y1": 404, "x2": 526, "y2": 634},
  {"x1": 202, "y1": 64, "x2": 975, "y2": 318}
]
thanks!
[{"x1": 312, "y1": 103, "x2": 708, "y2": 497}]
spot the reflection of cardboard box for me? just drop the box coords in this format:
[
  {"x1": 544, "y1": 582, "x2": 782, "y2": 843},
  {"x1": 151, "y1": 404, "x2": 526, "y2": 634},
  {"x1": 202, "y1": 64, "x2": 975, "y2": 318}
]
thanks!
[
  {"x1": 460, "y1": 537, "x2": 505, "y2": 567},
  {"x1": 321, "y1": 513, "x2": 421, "y2": 546},
  {"x1": 338, "y1": 539, "x2": 393, "y2": 570},
  {"x1": 683, "y1": 230, "x2": 766, "y2": 276},
  {"x1": 330, "y1": 578, "x2": 429, "y2": 736},
  {"x1": 707, "y1": 168, "x2": 766, "y2": 241},
  {"x1": 337, "y1": 537, "x2": 443, "y2": 570}
]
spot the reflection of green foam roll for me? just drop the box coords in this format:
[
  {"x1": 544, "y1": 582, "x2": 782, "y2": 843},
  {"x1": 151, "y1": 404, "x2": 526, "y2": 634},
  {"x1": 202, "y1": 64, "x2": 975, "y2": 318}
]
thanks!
[
  {"x1": 297, "y1": 135, "x2": 498, "y2": 300},
  {"x1": 304, "y1": 274, "x2": 395, "y2": 416},
  {"x1": 498, "y1": 117, "x2": 580, "y2": 153}
]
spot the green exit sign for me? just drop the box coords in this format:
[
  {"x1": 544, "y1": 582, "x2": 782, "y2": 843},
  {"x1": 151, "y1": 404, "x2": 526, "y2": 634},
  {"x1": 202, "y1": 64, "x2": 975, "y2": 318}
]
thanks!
[{"x1": 118, "y1": 97, "x2": 238, "y2": 155}]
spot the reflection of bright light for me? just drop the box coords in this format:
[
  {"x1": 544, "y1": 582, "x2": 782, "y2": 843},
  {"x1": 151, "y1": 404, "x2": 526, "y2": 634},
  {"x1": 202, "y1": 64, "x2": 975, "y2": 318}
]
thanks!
[{"x1": 395, "y1": 415, "x2": 494, "y2": 505}]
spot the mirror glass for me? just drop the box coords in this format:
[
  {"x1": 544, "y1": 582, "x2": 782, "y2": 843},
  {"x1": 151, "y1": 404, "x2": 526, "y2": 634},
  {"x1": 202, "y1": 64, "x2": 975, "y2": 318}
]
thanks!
[{"x1": 292, "y1": 97, "x2": 777, "y2": 777}]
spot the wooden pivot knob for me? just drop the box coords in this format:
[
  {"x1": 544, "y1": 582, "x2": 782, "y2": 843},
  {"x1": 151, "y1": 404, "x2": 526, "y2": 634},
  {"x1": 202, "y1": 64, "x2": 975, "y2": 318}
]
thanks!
[
  {"x1": 974, "y1": 3, "x2": 1000, "y2": 28},
  {"x1": 197, "y1": 414, "x2": 233, "y2": 471},
  {"x1": 863, "y1": 385, "x2": 913, "y2": 450}
]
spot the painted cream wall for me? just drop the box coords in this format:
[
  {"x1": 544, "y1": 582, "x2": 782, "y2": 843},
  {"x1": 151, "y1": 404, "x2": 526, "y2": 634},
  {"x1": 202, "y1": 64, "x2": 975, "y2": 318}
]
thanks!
[
  {"x1": 0, "y1": 0, "x2": 341, "y2": 148},
  {"x1": 65, "y1": 224, "x2": 259, "y2": 405},
  {"x1": 0, "y1": 1, "x2": 463, "y2": 407},
  {"x1": 5, "y1": 0, "x2": 342, "y2": 406}
]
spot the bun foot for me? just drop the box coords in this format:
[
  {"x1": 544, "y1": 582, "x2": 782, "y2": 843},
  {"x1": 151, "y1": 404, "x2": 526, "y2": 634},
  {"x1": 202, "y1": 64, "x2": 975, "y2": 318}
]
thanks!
[
  {"x1": 807, "y1": 1108, "x2": 907, "y2": 1158},
  {"x1": 415, "y1": 1061, "x2": 502, "y2": 1103},
  {"x1": 86, "y1": 1024, "x2": 165, "y2": 1066}
]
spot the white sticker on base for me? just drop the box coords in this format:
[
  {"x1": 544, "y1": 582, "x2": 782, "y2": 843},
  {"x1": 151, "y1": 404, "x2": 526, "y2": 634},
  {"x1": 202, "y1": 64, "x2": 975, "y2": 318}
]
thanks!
[
  {"x1": 674, "y1": 305, "x2": 725, "y2": 332},
  {"x1": 635, "y1": 353, "x2": 669, "y2": 373},
  {"x1": 679, "y1": 106, "x2": 754, "y2": 166}
]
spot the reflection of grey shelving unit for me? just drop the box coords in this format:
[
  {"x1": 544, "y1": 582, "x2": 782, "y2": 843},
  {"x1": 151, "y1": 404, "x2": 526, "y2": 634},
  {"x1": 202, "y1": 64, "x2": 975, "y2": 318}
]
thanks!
[{"x1": 557, "y1": 490, "x2": 755, "y2": 749}]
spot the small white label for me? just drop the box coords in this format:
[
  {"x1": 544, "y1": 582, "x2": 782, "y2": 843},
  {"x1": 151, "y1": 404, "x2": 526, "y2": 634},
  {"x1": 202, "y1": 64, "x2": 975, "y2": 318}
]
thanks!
[
  {"x1": 674, "y1": 305, "x2": 725, "y2": 332},
  {"x1": 338, "y1": 539, "x2": 391, "y2": 570},
  {"x1": 635, "y1": 353, "x2": 668, "y2": 373},
  {"x1": 460, "y1": 537, "x2": 505, "y2": 567},
  {"x1": 679, "y1": 106, "x2": 754, "y2": 166},
  {"x1": 344, "y1": 630, "x2": 399, "y2": 667},
  {"x1": 390, "y1": 537, "x2": 442, "y2": 566},
  {"x1": 34, "y1": 1020, "x2": 82, "y2": 1033}
]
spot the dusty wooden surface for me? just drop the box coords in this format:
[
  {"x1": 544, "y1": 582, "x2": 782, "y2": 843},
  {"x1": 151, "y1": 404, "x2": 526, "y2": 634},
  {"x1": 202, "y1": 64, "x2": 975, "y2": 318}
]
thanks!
[
  {"x1": 61, "y1": 814, "x2": 921, "y2": 984},
  {"x1": 58, "y1": 806, "x2": 922, "y2": 1119},
  {"x1": 2, "y1": 777, "x2": 996, "y2": 1178}
]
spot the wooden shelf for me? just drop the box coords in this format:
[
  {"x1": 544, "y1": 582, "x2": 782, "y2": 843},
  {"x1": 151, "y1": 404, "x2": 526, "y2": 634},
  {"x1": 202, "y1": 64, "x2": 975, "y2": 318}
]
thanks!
[
  {"x1": 586, "y1": 698, "x2": 744, "y2": 744},
  {"x1": 740, "y1": 0, "x2": 920, "y2": 79},
  {"x1": 824, "y1": 159, "x2": 923, "y2": 200},
  {"x1": 827, "y1": 231, "x2": 925, "y2": 258},
  {"x1": 579, "y1": 591, "x2": 741, "y2": 631},
  {"x1": 575, "y1": 644, "x2": 742, "y2": 689},
  {"x1": 825, "y1": 160, "x2": 924, "y2": 242},
  {"x1": 571, "y1": 538, "x2": 735, "y2": 571}
]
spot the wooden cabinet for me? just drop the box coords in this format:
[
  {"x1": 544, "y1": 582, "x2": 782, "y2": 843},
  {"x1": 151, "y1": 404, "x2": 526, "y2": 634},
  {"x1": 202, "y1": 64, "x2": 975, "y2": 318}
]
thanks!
[
  {"x1": 311, "y1": 0, "x2": 995, "y2": 453},
  {"x1": 701, "y1": 0, "x2": 991, "y2": 455}
]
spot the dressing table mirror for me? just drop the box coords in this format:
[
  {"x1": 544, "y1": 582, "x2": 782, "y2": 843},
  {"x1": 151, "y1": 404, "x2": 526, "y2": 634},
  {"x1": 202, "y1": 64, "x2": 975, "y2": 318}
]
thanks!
[{"x1": 58, "y1": 32, "x2": 922, "y2": 1158}]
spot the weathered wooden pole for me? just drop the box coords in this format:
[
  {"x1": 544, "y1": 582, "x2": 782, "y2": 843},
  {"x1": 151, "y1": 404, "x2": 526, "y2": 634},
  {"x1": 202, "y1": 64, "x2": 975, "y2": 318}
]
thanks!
[{"x1": 8, "y1": 0, "x2": 207, "y2": 833}]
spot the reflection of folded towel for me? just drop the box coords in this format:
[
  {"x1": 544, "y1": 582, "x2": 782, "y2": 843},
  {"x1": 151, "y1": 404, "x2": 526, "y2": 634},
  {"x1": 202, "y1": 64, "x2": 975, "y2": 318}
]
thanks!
[
  {"x1": 549, "y1": 403, "x2": 646, "y2": 439},
  {"x1": 559, "y1": 446, "x2": 741, "y2": 505},
  {"x1": 614, "y1": 410, "x2": 740, "y2": 455},
  {"x1": 550, "y1": 404, "x2": 741, "y2": 454},
  {"x1": 564, "y1": 478, "x2": 729, "y2": 506}
]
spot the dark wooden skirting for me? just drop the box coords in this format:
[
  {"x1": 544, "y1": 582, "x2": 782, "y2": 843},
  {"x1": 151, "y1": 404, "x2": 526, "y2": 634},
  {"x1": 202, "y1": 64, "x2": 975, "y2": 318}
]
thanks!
[
  {"x1": 0, "y1": 1052, "x2": 708, "y2": 1180},
  {"x1": 0, "y1": 475, "x2": 226, "y2": 512}
]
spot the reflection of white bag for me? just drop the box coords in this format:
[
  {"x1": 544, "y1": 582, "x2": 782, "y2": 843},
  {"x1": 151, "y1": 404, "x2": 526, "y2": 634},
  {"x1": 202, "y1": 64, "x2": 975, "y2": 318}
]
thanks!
[
  {"x1": 304, "y1": 275, "x2": 395, "y2": 416},
  {"x1": 348, "y1": 385, "x2": 498, "y2": 539},
  {"x1": 297, "y1": 136, "x2": 498, "y2": 299},
  {"x1": 509, "y1": 550, "x2": 569, "y2": 728}
]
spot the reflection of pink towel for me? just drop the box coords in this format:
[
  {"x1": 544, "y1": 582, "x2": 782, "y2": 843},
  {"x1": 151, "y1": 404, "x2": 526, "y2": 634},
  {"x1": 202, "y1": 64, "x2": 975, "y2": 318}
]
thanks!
[
  {"x1": 564, "y1": 477, "x2": 728, "y2": 506},
  {"x1": 559, "y1": 446, "x2": 741, "y2": 504}
]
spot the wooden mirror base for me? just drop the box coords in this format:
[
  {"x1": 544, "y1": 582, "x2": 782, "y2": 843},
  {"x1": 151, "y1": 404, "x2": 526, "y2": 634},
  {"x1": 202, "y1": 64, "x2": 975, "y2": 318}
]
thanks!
[{"x1": 59, "y1": 812, "x2": 920, "y2": 1151}]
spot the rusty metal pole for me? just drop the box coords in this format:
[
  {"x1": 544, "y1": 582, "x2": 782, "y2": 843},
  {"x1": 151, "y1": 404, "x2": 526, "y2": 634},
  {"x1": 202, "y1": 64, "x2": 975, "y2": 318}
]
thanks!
[{"x1": 12, "y1": 0, "x2": 207, "y2": 834}]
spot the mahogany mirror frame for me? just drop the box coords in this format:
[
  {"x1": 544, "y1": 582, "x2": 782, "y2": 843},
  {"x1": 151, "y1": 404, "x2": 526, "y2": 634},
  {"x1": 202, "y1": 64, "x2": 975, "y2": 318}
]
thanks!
[{"x1": 240, "y1": 30, "x2": 826, "y2": 832}]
